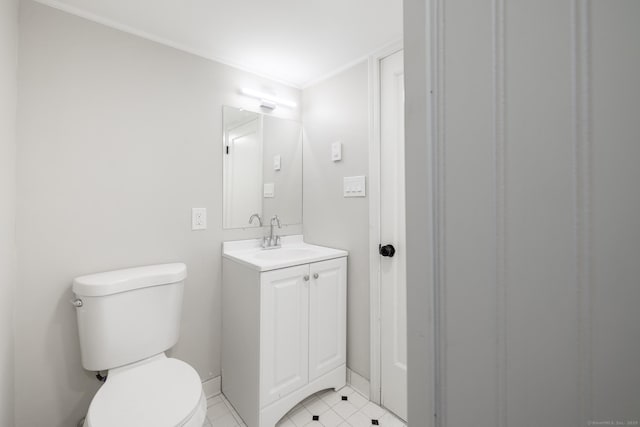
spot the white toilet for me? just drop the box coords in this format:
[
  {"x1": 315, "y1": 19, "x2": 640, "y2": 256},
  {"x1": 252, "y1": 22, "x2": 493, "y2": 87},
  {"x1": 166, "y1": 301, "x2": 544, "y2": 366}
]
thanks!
[{"x1": 72, "y1": 263, "x2": 207, "y2": 427}]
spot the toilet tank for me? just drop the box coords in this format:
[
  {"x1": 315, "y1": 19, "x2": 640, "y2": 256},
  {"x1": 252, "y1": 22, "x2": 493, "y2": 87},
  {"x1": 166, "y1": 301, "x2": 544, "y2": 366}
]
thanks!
[{"x1": 72, "y1": 263, "x2": 187, "y2": 372}]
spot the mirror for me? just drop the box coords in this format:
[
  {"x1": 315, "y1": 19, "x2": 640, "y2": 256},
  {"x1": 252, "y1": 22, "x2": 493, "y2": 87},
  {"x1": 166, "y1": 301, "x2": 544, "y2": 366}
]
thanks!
[{"x1": 222, "y1": 106, "x2": 302, "y2": 229}]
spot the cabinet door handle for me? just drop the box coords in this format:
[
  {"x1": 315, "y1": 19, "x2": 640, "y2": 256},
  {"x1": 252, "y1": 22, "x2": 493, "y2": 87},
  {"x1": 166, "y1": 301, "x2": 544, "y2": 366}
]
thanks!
[
  {"x1": 313, "y1": 273, "x2": 319, "y2": 279},
  {"x1": 303, "y1": 275, "x2": 310, "y2": 281}
]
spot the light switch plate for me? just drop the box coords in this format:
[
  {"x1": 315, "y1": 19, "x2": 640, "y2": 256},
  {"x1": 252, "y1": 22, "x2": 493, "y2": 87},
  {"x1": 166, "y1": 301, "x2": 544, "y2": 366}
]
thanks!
[
  {"x1": 343, "y1": 176, "x2": 366, "y2": 197},
  {"x1": 274, "y1": 155, "x2": 281, "y2": 171},
  {"x1": 264, "y1": 183, "x2": 275, "y2": 198},
  {"x1": 192, "y1": 208, "x2": 207, "y2": 230},
  {"x1": 332, "y1": 141, "x2": 342, "y2": 162}
]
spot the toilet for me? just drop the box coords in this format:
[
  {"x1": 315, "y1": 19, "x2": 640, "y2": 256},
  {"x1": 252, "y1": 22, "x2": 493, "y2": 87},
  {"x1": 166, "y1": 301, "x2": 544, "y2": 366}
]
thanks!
[{"x1": 72, "y1": 263, "x2": 207, "y2": 427}]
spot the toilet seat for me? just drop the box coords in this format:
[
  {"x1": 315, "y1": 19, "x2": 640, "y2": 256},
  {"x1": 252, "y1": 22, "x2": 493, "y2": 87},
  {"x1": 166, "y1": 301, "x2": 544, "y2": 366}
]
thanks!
[{"x1": 85, "y1": 356, "x2": 206, "y2": 427}]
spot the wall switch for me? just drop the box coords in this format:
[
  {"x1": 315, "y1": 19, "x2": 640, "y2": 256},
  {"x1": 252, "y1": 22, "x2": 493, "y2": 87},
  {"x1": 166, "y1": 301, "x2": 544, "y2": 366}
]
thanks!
[
  {"x1": 264, "y1": 183, "x2": 275, "y2": 198},
  {"x1": 332, "y1": 142, "x2": 342, "y2": 162},
  {"x1": 344, "y1": 176, "x2": 366, "y2": 197},
  {"x1": 274, "y1": 155, "x2": 281, "y2": 171},
  {"x1": 192, "y1": 208, "x2": 207, "y2": 230}
]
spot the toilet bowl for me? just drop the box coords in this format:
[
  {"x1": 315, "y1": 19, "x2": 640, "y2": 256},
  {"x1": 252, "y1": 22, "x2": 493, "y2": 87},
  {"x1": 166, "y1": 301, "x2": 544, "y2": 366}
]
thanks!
[
  {"x1": 83, "y1": 354, "x2": 207, "y2": 427},
  {"x1": 72, "y1": 264, "x2": 207, "y2": 427}
]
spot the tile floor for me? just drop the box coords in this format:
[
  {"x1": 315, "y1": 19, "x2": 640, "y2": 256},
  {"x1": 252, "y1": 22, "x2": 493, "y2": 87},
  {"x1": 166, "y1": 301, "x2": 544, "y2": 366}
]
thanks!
[{"x1": 205, "y1": 386, "x2": 406, "y2": 427}]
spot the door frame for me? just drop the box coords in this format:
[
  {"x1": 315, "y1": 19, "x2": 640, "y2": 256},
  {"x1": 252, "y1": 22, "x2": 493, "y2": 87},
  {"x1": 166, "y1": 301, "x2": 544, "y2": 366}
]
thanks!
[{"x1": 368, "y1": 41, "x2": 404, "y2": 405}]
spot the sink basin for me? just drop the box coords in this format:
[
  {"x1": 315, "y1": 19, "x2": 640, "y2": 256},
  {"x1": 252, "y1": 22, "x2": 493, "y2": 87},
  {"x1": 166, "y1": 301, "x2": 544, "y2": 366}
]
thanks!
[
  {"x1": 223, "y1": 235, "x2": 348, "y2": 271},
  {"x1": 253, "y1": 248, "x2": 319, "y2": 261}
]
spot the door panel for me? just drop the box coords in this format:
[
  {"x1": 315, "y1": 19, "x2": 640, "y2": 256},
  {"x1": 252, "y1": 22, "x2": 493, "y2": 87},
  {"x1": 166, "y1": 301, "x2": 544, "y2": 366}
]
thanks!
[
  {"x1": 309, "y1": 258, "x2": 347, "y2": 381},
  {"x1": 223, "y1": 117, "x2": 263, "y2": 228},
  {"x1": 260, "y1": 265, "x2": 309, "y2": 407},
  {"x1": 380, "y1": 49, "x2": 407, "y2": 421}
]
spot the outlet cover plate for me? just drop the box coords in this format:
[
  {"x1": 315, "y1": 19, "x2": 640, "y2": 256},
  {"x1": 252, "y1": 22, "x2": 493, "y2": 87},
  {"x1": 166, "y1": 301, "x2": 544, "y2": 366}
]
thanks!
[{"x1": 192, "y1": 208, "x2": 207, "y2": 230}]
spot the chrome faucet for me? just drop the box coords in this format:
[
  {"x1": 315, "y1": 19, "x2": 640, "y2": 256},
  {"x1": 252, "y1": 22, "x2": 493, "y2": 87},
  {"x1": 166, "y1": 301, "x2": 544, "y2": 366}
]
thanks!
[
  {"x1": 262, "y1": 215, "x2": 282, "y2": 249},
  {"x1": 248, "y1": 213, "x2": 263, "y2": 227}
]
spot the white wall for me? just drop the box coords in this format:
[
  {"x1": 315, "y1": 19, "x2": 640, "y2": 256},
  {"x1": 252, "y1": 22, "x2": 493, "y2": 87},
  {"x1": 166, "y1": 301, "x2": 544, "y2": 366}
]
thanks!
[
  {"x1": 0, "y1": 0, "x2": 19, "y2": 425},
  {"x1": 405, "y1": 0, "x2": 640, "y2": 426},
  {"x1": 302, "y1": 61, "x2": 371, "y2": 379},
  {"x1": 15, "y1": 2, "x2": 300, "y2": 426}
]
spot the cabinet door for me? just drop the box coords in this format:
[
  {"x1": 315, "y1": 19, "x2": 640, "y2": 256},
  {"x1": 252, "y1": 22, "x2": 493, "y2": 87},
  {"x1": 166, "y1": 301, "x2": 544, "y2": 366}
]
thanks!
[
  {"x1": 260, "y1": 264, "x2": 310, "y2": 407},
  {"x1": 308, "y1": 257, "x2": 347, "y2": 381}
]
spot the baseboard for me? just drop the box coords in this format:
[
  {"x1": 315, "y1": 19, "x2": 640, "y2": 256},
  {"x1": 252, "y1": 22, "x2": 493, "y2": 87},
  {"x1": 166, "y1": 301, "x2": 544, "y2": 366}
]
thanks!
[
  {"x1": 202, "y1": 375, "x2": 221, "y2": 398},
  {"x1": 347, "y1": 368, "x2": 370, "y2": 399}
]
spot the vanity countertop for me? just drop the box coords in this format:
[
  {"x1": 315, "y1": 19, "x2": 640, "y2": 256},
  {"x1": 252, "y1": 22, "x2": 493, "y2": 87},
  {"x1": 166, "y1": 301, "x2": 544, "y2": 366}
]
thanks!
[{"x1": 222, "y1": 235, "x2": 348, "y2": 272}]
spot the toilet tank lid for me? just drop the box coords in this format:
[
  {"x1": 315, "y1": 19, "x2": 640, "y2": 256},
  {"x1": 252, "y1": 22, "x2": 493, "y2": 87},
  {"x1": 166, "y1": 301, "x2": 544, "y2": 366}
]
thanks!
[{"x1": 73, "y1": 263, "x2": 187, "y2": 297}]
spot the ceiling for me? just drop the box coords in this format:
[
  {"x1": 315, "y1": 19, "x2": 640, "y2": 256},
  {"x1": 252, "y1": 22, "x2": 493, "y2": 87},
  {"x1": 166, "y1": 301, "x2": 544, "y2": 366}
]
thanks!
[{"x1": 36, "y1": 0, "x2": 403, "y2": 88}]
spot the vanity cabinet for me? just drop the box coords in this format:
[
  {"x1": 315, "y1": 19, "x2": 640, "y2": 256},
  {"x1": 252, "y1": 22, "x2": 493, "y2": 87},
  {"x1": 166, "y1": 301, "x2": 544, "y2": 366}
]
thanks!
[{"x1": 222, "y1": 255, "x2": 347, "y2": 427}]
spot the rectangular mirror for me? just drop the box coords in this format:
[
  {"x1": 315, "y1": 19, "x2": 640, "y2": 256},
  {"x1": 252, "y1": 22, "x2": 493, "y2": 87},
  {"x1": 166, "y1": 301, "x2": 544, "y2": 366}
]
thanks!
[{"x1": 222, "y1": 106, "x2": 302, "y2": 229}]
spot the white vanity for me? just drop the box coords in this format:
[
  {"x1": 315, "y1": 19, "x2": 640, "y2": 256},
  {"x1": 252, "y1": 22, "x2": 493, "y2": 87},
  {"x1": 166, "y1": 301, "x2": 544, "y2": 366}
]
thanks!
[{"x1": 222, "y1": 235, "x2": 348, "y2": 427}]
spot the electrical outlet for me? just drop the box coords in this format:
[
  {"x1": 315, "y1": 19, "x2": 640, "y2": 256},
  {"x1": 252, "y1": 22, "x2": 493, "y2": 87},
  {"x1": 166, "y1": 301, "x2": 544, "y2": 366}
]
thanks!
[{"x1": 192, "y1": 208, "x2": 207, "y2": 230}]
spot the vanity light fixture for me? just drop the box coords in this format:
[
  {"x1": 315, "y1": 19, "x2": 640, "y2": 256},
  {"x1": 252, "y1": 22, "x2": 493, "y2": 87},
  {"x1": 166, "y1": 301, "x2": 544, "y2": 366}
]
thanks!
[{"x1": 240, "y1": 87, "x2": 297, "y2": 109}]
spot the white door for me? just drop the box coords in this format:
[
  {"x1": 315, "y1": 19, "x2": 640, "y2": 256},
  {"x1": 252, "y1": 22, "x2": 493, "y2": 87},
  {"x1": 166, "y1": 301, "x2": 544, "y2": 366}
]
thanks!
[
  {"x1": 308, "y1": 257, "x2": 347, "y2": 381},
  {"x1": 380, "y1": 49, "x2": 407, "y2": 421},
  {"x1": 223, "y1": 117, "x2": 262, "y2": 228},
  {"x1": 260, "y1": 264, "x2": 309, "y2": 407}
]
